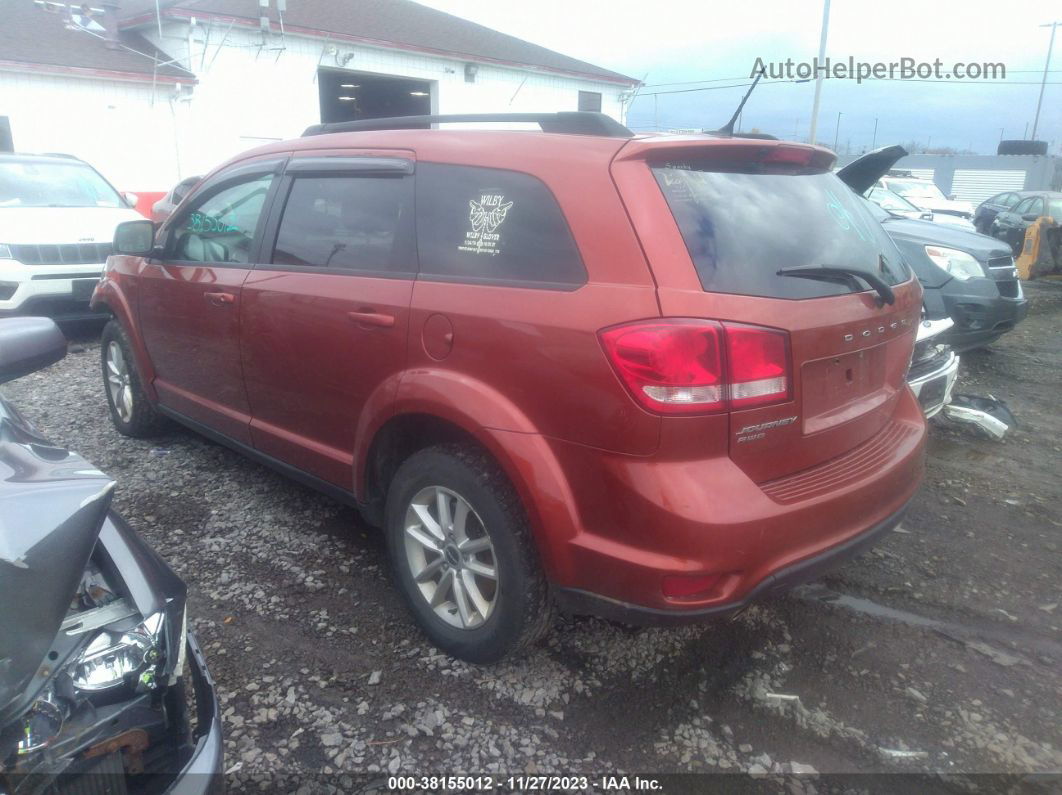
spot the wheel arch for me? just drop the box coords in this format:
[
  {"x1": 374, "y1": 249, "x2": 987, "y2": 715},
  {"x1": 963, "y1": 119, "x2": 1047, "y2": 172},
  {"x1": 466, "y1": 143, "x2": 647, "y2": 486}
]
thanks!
[
  {"x1": 92, "y1": 265, "x2": 158, "y2": 402},
  {"x1": 356, "y1": 374, "x2": 582, "y2": 582}
]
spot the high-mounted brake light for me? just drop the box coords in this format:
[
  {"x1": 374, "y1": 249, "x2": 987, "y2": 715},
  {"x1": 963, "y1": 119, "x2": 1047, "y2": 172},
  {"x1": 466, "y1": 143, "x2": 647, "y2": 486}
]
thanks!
[
  {"x1": 760, "y1": 145, "x2": 817, "y2": 166},
  {"x1": 599, "y1": 319, "x2": 791, "y2": 415}
]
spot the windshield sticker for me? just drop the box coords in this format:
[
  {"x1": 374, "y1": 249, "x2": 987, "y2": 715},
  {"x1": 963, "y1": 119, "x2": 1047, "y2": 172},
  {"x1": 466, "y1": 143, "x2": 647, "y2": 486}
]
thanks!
[
  {"x1": 187, "y1": 211, "x2": 240, "y2": 234},
  {"x1": 460, "y1": 194, "x2": 512, "y2": 256}
]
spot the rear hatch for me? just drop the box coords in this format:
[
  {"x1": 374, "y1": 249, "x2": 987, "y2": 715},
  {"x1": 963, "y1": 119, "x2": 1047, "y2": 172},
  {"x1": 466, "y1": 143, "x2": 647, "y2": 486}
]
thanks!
[{"x1": 611, "y1": 138, "x2": 923, "y2": 483}]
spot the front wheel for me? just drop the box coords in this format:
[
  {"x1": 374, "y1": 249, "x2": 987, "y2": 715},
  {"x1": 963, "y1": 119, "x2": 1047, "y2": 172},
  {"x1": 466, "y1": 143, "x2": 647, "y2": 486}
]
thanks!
[
  {"x1": 101, "y1": 320, "x2": 168, "y2": 438},
  {"x1": 384, "y1": 444, "x2": 553, "y2": 663}
]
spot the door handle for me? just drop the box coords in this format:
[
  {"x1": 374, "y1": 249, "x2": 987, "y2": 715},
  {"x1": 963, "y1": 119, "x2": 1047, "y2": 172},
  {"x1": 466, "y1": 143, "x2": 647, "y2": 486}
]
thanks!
[
  {"x1": 347, "y1": 310, "x2": 395, "y2": 329},
  {"x1": 204, "y1": 291, "x2": 236, "y2": 306}
]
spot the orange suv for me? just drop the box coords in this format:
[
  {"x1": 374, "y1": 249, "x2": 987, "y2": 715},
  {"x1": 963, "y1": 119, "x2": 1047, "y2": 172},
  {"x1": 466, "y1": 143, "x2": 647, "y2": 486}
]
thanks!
[{"x1": 96, "y1": 113, "x2": 925, "y2": 662}]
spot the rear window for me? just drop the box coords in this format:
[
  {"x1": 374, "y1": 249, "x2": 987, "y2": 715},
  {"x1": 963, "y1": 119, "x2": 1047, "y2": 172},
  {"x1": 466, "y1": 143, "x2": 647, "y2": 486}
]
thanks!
[
  {"x1": 416, "y1": 163, "x2": 586, "y2": 289},
  {"x1": 652, "y1": 163, "x2": 908, "y2": 299}
]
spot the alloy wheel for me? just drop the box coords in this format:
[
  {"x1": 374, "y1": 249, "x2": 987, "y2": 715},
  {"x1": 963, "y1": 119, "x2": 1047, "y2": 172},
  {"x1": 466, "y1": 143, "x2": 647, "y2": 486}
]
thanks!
[
  {"x1": 105, "y1": 341, "x2": 133, "y2": 423},
  {"x1": 403, "y1": 485, "x2": 498, "y2": 630}
]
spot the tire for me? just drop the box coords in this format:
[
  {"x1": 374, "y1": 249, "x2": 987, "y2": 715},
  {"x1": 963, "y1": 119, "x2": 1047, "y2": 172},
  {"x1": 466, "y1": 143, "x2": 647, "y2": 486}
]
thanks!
[
  {"x1": 101, "y1": 319, "x2": 168, "y2": 438},
  {"x1": 384, "y1": 444, "x2": 554, "y2": 663}
]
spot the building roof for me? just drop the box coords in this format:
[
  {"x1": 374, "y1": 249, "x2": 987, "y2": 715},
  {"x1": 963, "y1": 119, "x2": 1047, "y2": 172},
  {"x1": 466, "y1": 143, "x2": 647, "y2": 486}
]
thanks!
[
  {"x1": 0, "y1": 0, "x2": 194, "y2": 82},
  {"x1": 119, "y1": 0, "x2": 638, "y2": 85}
]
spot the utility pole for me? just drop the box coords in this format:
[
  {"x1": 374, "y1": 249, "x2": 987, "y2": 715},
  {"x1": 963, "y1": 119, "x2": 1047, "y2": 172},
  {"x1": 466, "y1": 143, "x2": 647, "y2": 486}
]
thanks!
[
  {"x1": 871, "y1": 117, "x2": 878, "y2": 150},
  {"x1": 1031, "y1": 21, "x2": 1059, "y2": 140},
  {"x1": 808, "y1": 0, "x2": 831, "y2": 144},
  {"x1": 833, "y1": 111, "x2": 842, "y2": 151}
]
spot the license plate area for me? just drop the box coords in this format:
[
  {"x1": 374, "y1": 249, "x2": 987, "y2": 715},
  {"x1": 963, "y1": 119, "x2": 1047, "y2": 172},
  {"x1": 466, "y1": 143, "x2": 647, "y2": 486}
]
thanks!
[{"x1": 801, "y1": 346, "x2": 888, "y2": 434}]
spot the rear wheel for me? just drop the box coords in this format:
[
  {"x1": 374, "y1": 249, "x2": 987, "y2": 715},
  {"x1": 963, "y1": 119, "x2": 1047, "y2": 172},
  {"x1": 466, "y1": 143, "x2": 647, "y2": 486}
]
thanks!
[
  {"x1": 385, "y1": 444, "x2": 553, "y2": 663},
  {"x1": 101, "y1": 320, "x2": 167, "y2": 438}
]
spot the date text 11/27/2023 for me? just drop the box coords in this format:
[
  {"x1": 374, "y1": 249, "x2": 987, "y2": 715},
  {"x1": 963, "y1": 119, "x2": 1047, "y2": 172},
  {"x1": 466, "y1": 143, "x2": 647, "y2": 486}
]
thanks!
[{"x1": 387, "y1": 775, "x2": 664, "y2": 791}]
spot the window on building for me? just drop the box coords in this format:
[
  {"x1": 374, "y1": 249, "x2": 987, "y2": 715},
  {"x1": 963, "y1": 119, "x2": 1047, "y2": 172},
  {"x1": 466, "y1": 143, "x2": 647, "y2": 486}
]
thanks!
[
  {"x1": 578, "y1": 91, "x2": 602, "y2": 112},
  {"x1": 171, "y1": 174, "x2": 273, "y2": 264},
  {"x1": 271, "y1": 175, "x2": 415, "y2": 273},
  {"x1": 416, "y1": 163, "x2": 586, "y2": 288}
]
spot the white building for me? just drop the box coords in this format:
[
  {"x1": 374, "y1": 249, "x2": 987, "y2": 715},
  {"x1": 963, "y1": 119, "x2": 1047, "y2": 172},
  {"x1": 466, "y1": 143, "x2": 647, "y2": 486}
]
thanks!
[{"x1": 1, "y1": 0, "x2": 638, "y2": 195}]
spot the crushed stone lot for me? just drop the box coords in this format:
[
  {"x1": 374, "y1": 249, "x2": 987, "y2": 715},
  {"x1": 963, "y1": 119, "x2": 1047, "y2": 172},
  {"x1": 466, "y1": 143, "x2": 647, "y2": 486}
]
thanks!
[{"x1": 5, "y1": 283, "x2": 1061, "y2": 792}]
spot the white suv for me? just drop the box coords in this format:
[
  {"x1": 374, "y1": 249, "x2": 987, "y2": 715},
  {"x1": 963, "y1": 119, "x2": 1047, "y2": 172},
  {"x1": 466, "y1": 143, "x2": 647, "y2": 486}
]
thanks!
[{"x1": 0, "y1": 154, "x2": 143, "y2": 321}]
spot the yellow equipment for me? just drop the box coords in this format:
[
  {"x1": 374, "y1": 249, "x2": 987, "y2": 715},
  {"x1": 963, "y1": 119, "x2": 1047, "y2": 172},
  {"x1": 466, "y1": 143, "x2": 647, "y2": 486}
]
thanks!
[{"x1": 1016, "y1": 217, "x2": 1062, "y2": 280}]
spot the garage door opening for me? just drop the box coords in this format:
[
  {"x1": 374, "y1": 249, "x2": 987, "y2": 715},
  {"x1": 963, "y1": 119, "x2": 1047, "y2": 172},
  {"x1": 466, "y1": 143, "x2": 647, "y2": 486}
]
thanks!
[{"x1": 318, "y1": 69, "x2": 432, "y2": 126}]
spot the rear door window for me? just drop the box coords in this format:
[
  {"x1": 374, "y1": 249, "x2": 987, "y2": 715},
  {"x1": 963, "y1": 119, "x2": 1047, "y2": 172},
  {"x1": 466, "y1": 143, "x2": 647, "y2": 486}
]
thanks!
[
  {"x1": 415, "y1": 163, "x2": 586, "y2": 289},
  {"x1": 652, "y1": 163, "x2": 907, "y2": 299},
  {"x1": 270, "y1": 175, "x2": 415, "y2": 274}
]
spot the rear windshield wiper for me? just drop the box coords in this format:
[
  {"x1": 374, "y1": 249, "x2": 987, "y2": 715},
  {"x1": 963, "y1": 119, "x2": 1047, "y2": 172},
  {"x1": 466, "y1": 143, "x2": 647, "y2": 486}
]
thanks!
[{"x1": 777, "y1": 264, "x2": 896, "y2": 306}]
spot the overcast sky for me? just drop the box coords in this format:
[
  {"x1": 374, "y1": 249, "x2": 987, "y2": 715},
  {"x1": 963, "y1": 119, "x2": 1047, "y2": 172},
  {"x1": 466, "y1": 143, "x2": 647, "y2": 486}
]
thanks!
[{"x1": 417, "y1": 0, "x2": 1061, "y2": 155}]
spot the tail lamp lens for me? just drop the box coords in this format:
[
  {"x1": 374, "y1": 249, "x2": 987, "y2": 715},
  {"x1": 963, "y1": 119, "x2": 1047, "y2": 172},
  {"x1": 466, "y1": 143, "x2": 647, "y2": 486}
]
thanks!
[
  {"x1": 725, "y1": 324, "x2": 790, "y2": 408},
  {"x1": 600, "y1": 319, "x2": 791, "y2": 415},
  {"x1": 599, "y1": 320, "x2": 725, "y2": 414}
]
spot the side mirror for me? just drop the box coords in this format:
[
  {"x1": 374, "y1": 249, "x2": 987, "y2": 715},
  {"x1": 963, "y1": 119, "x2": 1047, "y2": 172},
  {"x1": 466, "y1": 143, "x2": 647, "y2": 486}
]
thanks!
[
  {"x1": 122, "y1": 191, "x2": 139, "y2": 208},
  {"x1": 0, "y1": 317, "x2": 67, "y2": 384},
  {"x1": 113, "y1": 219, "x2": 156, "y2": 256},
  {"x1": 1022, "y1": 213, "x2": 1039, "y2": 222}
]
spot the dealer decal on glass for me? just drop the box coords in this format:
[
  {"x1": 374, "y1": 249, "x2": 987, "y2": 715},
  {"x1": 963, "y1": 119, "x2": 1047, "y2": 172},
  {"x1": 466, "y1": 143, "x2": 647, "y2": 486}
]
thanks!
[{"x1": 460, "y1": 193, "x2": 513, "y2": 256}]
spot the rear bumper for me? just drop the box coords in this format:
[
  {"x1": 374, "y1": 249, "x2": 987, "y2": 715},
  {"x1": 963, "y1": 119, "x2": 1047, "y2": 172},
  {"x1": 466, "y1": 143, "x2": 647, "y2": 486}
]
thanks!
[
  {"x1": 554, "y1": 497, "x2": 911, "y2": 625},
  {"x1": 529, "y1": 388, "x2": 926, "y2": 621}
]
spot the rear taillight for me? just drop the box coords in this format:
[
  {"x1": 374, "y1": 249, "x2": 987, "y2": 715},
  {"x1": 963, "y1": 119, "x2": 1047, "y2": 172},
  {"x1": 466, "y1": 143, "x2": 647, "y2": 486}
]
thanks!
[
  {"x1": 724, "y1": 323, "x2": 790, "y2": 409},
  {"x1": 599, "y1": 319, "x2": 791, "y2": 415}
]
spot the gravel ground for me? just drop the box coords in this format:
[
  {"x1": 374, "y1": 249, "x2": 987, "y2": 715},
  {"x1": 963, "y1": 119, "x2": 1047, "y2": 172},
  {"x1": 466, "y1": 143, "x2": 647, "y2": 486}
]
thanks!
[{"x1": 4, "y1": 283, "x2": 1061, "y2": 793}]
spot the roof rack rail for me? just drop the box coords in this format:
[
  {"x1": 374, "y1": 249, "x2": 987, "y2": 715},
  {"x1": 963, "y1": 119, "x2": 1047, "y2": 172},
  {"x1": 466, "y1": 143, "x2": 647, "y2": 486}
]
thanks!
[{"x1": 302, "y1": 112, "x2": 634, "y2": 139}]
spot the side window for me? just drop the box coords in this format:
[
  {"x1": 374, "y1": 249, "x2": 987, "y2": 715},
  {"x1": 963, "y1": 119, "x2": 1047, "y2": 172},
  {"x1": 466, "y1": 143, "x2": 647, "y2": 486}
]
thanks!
[
  {"x1": 271, "y1": 175, "x2": 414, "y2": 273},
  {"x1": 1027, "y1": 198, "x2": 1045, "y2": 217},
  {"x1": 1001, "y1": 193, "x2": 1021, "y2": 208},
  {"x1": 171, "y1": 174, "x2": 273, "y2": 264},
  {"x1": 416, "y1": 163, "x2": 586, "y2": 288},
  {"x1": 1012, "y1": 198, "x2": 1034, "y2": 215}
]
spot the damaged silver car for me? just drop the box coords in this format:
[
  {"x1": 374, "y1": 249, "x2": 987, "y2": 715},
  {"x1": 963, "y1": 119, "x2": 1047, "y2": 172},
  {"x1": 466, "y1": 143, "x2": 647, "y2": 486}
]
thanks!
[{"x1": 0, "y1": 318, "x2": 222, "y2": 793}]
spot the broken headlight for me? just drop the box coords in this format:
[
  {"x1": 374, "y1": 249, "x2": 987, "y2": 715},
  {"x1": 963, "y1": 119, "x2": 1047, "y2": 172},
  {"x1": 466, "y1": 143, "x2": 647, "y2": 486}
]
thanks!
[{"x1": 70, "y1": 612, "x2": 166, "y2": 693}]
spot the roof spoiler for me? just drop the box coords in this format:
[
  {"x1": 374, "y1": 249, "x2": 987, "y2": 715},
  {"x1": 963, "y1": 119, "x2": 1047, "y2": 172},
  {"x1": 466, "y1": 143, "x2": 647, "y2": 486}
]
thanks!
[{"x1": 302, "y1": 112, "x2": 634, "y2": 139}]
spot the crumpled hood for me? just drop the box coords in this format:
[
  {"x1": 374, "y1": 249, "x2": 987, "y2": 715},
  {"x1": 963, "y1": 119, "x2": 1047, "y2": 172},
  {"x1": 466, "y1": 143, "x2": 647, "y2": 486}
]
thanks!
[
  {"x1": 0, "y1": 207, "x2": 142, "y2": 245},
  {"x1": 0, "y1": 394, "x2": 114, "y2": 721}
]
